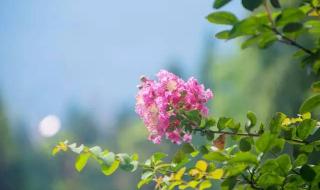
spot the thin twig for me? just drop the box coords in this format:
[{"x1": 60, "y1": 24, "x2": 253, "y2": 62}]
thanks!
[{"x1": 263, "y1": 0, "x2": 314, "y2": 56}]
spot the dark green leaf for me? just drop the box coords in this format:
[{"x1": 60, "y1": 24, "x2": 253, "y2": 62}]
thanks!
[
  {"x1": 300, "y1": 94, "x2": 320, "y2": 113},
  {"x1": 213, "y1": 0, "x2": 232, "y2": 9},
  {"x1": 300, "y1": 165, "x2": 316, "y2": 182},
  {"x1": 207, "y1": 11, "x2": 238, "y2": 25},
  {"x1": 270, "y1": 0, "x2": 281, "y2": 8},
  {"x1": 297, "y1": 119, "x2": 316, "y2": 140},
  {"x1": 241, "y1": 0, "x2": 263, "y2": 11},
  {"x1": 283, "y1": 22, "x2": 303, "y2": 33},
  {"x1": 269, "y1": 112, "x2": 286, "y2": 134},
  {"x1": 239, "y1": 137, "x2": 252, "y2": 152}
]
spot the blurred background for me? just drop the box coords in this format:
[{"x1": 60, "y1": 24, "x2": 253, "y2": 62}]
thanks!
[{"x1": 0, "y1": 0, "x2": 315, "y2": 189}]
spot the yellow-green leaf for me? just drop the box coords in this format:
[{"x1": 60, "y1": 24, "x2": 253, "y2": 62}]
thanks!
[
  {"x1": 101, "y1": 159, "x2": 120, "y2": 176},
  {"x1": 208, "y1": 168, "x2": 224, "y2": 179},
  {"x1": 195, "y1": 160, "x2": 208, "y2": 172},
  {"x1": 75, "y1": 152, "x2": 91, "y2": 172},
  {"x1": 174, "y1": 167, "x2": 186, "y2": 180}
]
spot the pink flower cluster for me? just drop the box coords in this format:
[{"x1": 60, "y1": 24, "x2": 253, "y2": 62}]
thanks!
[{"x1": 135, "y1": 70, "x2": 213, "y2": 144}]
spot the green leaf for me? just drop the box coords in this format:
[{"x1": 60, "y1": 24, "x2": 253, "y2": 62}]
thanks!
[
  {"x1": 213, "y1": 0, "x2": 232, "y2": 9},
  {"x1": 269, "y1": 112, "x2": 286, "y2": 134},
  {"x1": 181, "y1": 143, "x2": 195, "y2": 154},
  {"x1": 217, "y1": 117, "x2": 233, "y2": 130},
  {"x1": 141, "y1": 171, "x2": 154, "y2": 180},
  {"x1": 276, "y1": 8, "x2": 305, "y2": 26},
  {"x1": 75, "y1": 152, "x2": 91, "y2": 172},
  {"x1": 225, "y1": 163, "x2": 248, "y2": 177},
  {"x1": 228, "y1": 152, "x2": 258, "y2": 165},
  {"x1": 152, "y1": 152, "x2": 167, "y2": 162},
  {"x1": 257, "y1": 173, "x2": 285, "y2": 188},
  {"x1": 255, "y1": 132, "x2": 276, "y2": 152},
  {"x1": 137, "y1": 178, "x2": 152, "y2": 189},
  {"x1": 203, "y1": 152, "x2": 228, "y2": 162},
  {"x1": 305, "y1": 20, "x2": 320, "y2": 35},
  {"x1": 275, "y1": 154, "x2": 292, "y2": 175},
  {"x1": 258, "y1": 32, "x2": 277, "y2": 48},
  {"x1": 296, "y1": 119, "x2": 317, "y2": 140},
  {"x1": 283, "y1": 22, "x2": 303, "y2": 33},
  {"x1": 241, "y1": 35, "x2": 260, "y2": 49},
  {"x1": 101, "y1": 159, "x2": 120, "y2": 176},
  {"x1": 215, "y1": 30, "x2": 230, "y2": 39},
  {"x1": 294, "y1": 154, "x2": 308, "y2": 167},
  {"x1": 311, "y1": 81, "x2": 320, "y2": 92},
  {"x1": 207, "y1": 11, "x2": 238, "y2": 25},
  {"x1": 270, "y1": 0, "x2": 281, "y2": 8},
  {"x1": 246, "y1": 111, "x2": 257, "y2": 127},
  {"x1": 300, "y1": 94, "x2": 320, "y2": 113},
  {"x1": 229, "y1": 17, "x2": 259, "y2": 38},
  {"x1": 239, "y1": 137, "x2": 252, "y2": 152},
  {"x1": 300, "y1": 165, "x2": 316, "y2": 182},
  {"x1": 241, "y1": 0, "x2": 263, "y2": 11}
]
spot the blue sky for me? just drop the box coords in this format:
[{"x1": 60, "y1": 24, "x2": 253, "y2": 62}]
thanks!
[{"x1": 0, "y1": 0, "x2": 242, "y2": 128}]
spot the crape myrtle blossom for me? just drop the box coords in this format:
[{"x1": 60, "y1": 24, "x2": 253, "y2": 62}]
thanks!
[{"x1": 135, "y1": 70, "x2": 213, "y2": 144}]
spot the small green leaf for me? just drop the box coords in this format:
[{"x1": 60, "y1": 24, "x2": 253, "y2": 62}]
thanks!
[
  {"x1": 255, "y1": 133, "x2": 276, "y2": 152},
  {"x1": 137, "y1": 178, "x2": 152, "y2": 189},
  {"x1": 207, "y1": 11, "x2": 238, "y2": 25},
  {"x1": 300, "y1": 165, "x2": 316, "y2": 182},
  {"x1": 239, "y1": 137, "x2": 252, "y2": 152},
  {"x1": 246, "y1": 111, "x2": 257, "y2": 127},
  {"x1": 241, "y1": 0, "x2": 263, "y2": 11},
  {"x1": 228, "y1": 152, "x2": 258, "y2": 165},
  {"x1": 75, "y1": 152, "x2": 91, "y2": 172},
  {"x1": 213, "y1": 0, "x2": 232, "y2": 9},
  {"x1": 300, "y1": 94, "x2": 320, "y2": 113},
  {"x1": 181, "y1": 143, "x2": 195, "y2": 154},
  {"x1": 294, "y1": 154, "x2": 308, "y2": 167},
  {"x1": 297, "y1": 119, "x2": 317, "y2": 140},
  {"x1": 283, "y1": 22, "x2": 303, "y2": 33},
  {"x1": 257, "y1": 173, "x2": 285, "y2": 187},
  {"x1": 203, "y1": 152, "x2": 228, "y2": 162},
  {"x1": 101, "y1": 160, "x2": 120, "y2": 176},
  {"x1": 215, "y1": 30, "x2": 230, "y2": 39},
  {"x1": 152, "y1": 152, "x2": 167, "y2": 162}
]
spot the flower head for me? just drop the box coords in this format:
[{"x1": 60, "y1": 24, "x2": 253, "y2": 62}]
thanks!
[{"x1": 135, "y1": 70, "x2": 213, "y2": 144}]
